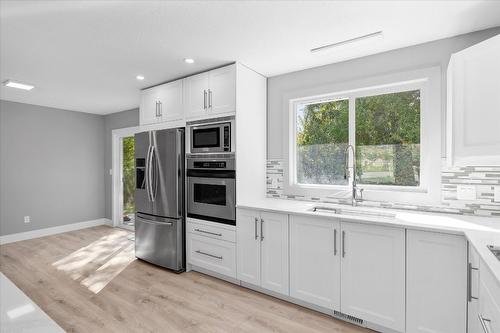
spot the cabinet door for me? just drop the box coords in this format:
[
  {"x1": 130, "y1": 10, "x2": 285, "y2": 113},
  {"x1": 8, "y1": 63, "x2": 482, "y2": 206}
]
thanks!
[
  {"x1": 208, "y1": 65, "x2": 236, "y2": 115},
  {"x1": 406, "y1": 230, "x2": 467, "y2": 333},
  {"x1": 290, "y1": 215, "x2": 340, "y2": 310},
  {"x1": 448, "y1": 35, "x2": 500, "y2": 166},
  {"x1": 260, "y1": 211, "x2": 289, "y2": 295},
  {"x1": 140, "y1": 86, "x2": 161, "y2": 125},
  {"x1": 341, "y1": 222, "x2": 405, "y2": 332},
  {"x1": 236, "y1": 209, "x2": 261, "y2": 286},
  {"x1": 184, "y1": 72, "x2": 209, "y2": 119},
  {"x1": 159, "y1": 80, "x2": 183, "y2": 122}
]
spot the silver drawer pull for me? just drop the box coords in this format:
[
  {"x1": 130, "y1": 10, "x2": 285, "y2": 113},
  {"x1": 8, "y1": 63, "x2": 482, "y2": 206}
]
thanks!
[
  {"x1": 194, "y1": 228, "x2": 222, "y2": 237},
  {"x1": 195, "y1": 250, "x2": 223, "y2": 260},
  {"x1": 479, "y1": 314, "x2": 491, "y2": 333}
]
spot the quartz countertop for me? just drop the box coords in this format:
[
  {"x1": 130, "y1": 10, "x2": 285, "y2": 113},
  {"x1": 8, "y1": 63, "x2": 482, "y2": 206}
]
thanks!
[
  {"x1": 237, "y1": 198, "x2": 500, "y2": 286},
  {"x1": 0, "y1": 273, "x2": 64, "y2": 333}
]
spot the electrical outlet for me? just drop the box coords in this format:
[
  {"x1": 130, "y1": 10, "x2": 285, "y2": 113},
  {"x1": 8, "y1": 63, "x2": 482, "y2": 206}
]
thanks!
[
  {"x1": 24, "y1": 216, "x2": 30, "y2": 224},
  {"x1": 456, "y1": 185, "x2": 476, "y2": 200},
  {"x1": 494, "y1": 186, "x2": 500, "y2": 203}
]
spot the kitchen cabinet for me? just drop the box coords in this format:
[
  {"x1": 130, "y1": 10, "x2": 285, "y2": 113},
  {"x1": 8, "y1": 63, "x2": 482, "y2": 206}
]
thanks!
[
  {"x1": 139, "y1": 79, "x2": 183, "y2": 125},
  {"x1": 406, "y1": 230, "x2": 467, "y2": 333},
  {"x1": 236, "y1": 208, "x2": 289, "y2": 295},
  {"x1": 340, "y1": 221, "x2": 405, "y2": 332},
  {"x1": 184, "y1": 64, "x2": 236, "y2": 119},
  {"x1": 447, "y1": 34, "x2": 500, "y2": 166},
  {"x1": 289, "y1": 215, "x2": 340, "y2": 310},
  {"x1": 186, "y1": 218, "x2": 236, "y2": 279},
  {"x1": 468, "y1": 243, "x2": 482, "y2": 333}
]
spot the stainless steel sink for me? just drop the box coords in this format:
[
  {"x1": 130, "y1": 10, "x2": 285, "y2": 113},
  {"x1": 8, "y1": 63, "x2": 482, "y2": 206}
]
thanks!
[
  {"x1": 487, "y1": 245, "x2": 500, "y2": 261},
  {"x1": 309, "y1": 206, "x2": 396, "y2": 219}
]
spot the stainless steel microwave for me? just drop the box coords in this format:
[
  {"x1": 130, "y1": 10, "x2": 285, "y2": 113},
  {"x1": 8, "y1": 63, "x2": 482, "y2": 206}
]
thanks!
[{"x1": 189, "y1": 120, "x2": 232, "y2": 153}]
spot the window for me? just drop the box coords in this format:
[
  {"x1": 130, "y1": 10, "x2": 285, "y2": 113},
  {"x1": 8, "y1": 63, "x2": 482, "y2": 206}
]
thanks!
[
  {"x1": 291, "y1": 82, "x2": 425, "y2": 191},
  {"x1": 296, "y1": 98, "x2": 349, "y2": 185},
  {"x1": 355, "y1": 90, "x2": 420, "y2": 186}
]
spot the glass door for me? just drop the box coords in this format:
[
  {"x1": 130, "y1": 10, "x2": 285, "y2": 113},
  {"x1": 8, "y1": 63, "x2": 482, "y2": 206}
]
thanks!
[{"x1": 121, "y1": 136, "x2": 135, "y2": 229}]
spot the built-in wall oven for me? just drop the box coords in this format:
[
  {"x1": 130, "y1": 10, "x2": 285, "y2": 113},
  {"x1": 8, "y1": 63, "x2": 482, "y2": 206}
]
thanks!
[
  {"x1": 188, "y1": 117, "x2": 234, "y2": 154},
  {"x1": 187, "y1": 155, "x2": 235, "y2": 225}
]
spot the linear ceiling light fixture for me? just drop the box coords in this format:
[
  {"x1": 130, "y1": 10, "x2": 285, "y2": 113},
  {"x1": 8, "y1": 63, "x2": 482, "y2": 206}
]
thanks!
[
  {"x1": 311, "y1": 31, "x2": 383, "y2": 53},
  {"x1": 3, "y1": 80, "x2": 35, "y2": 91}
]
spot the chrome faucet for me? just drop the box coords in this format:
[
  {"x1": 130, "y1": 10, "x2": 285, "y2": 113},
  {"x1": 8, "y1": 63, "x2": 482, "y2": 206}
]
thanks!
[{"x1": 344, "y1": 145, "x2": 364, "y2": 206}]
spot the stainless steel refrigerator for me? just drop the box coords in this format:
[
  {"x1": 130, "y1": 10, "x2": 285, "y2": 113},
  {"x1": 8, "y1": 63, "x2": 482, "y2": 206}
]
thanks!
[{"x1": 134, "y1": 128, "x2": 185, "y2": 272}]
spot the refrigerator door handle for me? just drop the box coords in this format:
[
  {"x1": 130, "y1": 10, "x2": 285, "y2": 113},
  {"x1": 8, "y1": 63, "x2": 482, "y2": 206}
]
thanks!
[
  {"x1": 145, "y1": 145, "x2": 152, "y2": 202},
  {"x1": 151, "y1": 145, "x2": 158, "y2": 202},
  {"x1": 148, "y1": 145, "x2": 156, "y2": 202}
]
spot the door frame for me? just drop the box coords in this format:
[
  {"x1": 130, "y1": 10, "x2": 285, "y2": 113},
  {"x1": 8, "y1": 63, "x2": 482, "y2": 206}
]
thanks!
[{"x1": 111, "y1": 126, "x2": 141, "y2": 228}]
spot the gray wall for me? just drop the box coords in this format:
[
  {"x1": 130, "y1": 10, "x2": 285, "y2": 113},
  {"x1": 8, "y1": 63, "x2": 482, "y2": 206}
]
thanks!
[
  {"x1": 267, "y1": 26, "x2": 500, "y2": 159},
  {"x1": 0, "y1": 100, "x2": 105, "y2": 236},
  {"x1": 103, "y1": 108, "x2": 139, "y2": 219}
]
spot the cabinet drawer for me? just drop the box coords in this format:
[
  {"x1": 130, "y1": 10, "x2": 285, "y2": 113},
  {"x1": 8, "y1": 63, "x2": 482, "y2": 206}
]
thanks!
[
  {"x1": 479, "y1": 279, "x2": 500, "y2": 333},
  {"x1": 187, "y1": 233, "x2": 236, "y2": 278},
  {"x1": 187, "y1": 220, "x2": 236, "y2": 243}
]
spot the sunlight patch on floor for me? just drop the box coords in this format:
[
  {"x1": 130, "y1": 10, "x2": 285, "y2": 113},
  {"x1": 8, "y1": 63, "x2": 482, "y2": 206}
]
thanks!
[{"x1": 52, "y1": 229, "x2": 135, "y2": 294}]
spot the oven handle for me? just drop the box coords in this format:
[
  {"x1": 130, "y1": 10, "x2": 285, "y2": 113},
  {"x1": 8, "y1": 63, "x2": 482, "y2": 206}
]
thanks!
[{"x1": 187, "y1": 170, "x2": 235, "y2": 178}]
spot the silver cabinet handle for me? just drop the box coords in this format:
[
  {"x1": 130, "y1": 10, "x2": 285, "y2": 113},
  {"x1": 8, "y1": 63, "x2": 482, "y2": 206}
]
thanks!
[
  {"x1": 334, "y1": 228, "x2": 337, "y2": 256},
  {"x1": 155, "y1": 101, "x2": 159, "y2": 117},
  {"x1": 195, "y1": 250, "x2": 222, "y2": 260},
  {"x1": 468, "y1": 263, "x2": 479, "y2": 302},
  {"x1": 208, "y1": 89, "x2": 212, "y2": 108},
  {"x1": 254, "y1": 217, "x2": 259, "y2": 240},
  {"x1": 158, "y1": 101, "x2": 162, "y2": 117},
  {"x1": 194, "y1": 228, "x2": 222, "y2": 237},
  {"x1": 342, "y1": 230, "x2": 346, "y2": 258},
  {"x1": 203, "y1": 90, "x2": 207, "y2": 109},
  {"x1": 478, "y1": 314, "x2": 491, "y2": 333},
  {"x1": 260, "y1": 218, "x2": 264, "y2": 241}
]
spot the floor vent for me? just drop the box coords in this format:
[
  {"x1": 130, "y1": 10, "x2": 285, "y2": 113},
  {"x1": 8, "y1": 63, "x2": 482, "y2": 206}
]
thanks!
[{"x1": 333, "y1": 310, "x2": 364, "y2": 326}]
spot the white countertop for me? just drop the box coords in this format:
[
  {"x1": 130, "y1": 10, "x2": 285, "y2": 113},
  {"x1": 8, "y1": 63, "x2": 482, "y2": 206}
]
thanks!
[
  {"x1": 0, "y1": 273, "x2": 64, "y2": 333},
  {"x1": 237, "y1": 198, "x2": 500, "y2": 286}
]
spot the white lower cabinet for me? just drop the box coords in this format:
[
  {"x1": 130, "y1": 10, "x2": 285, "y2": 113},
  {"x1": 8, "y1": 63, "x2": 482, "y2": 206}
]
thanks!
[
  {"x1": 289, "y1": 215, "x2": 341, "y2": 310},
  {"x1": 236, "y1": 208, "x2": 289, "y2": 295},
  {"x1": 186, "y1": 219, "x2": 236, "y2": 278},
  {"x1": 406, "y1": 230, "x2": 467, "y2": 333},
  {"x1": 340, "y1": 221, "x2": 406, "y2": 332}
]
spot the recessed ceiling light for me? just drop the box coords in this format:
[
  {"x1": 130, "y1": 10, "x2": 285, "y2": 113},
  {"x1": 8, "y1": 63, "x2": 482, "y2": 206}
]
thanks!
[
  {"x1": 3, "y1": 80, "x2": 34, "y2": 91},
  {"x1": 311, "y1": 31, "x2": 383, "y2": 53},
  {"x1": 136, "y1": 75, "x2": 145, "y2": 80},
  {"x1": 184, "y1": 58, "x2": 195, "y2": 64}
]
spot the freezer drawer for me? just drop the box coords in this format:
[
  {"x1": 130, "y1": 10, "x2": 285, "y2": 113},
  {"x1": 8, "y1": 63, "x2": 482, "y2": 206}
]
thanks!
[{"x1": 135, "y1": 213, "x2": 185, "y2": 272}]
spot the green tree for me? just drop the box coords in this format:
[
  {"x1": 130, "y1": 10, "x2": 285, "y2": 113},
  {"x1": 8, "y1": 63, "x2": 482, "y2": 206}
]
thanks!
[
  {"x1": 123, "y1": 137, "x2": 135, "y2": 215},
  {"x1": 296, "y1": 90, "x2": 420, "y2": 187}
]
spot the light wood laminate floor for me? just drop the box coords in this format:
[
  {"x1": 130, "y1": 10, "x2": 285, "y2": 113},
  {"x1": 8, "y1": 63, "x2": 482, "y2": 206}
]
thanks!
[{"x1": 0, "y1": 226, "x2": 371, "y2": 333}]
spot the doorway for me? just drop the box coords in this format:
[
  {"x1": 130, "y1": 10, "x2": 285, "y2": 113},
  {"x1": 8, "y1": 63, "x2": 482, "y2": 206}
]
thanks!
[{"x1": 121, "y1": 136, "x2": 135, "y2": 228}]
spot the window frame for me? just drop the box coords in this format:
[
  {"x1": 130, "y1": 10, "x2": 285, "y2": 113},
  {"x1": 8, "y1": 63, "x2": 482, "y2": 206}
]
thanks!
[{"x1": 284, "y1": 67, "x2": 442, "y2": 204}]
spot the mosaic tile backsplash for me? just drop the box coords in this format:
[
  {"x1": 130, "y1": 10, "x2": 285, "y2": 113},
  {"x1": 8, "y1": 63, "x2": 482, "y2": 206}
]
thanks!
[{"x1": 267, "y1": 159, "x2": 500, "y2": 217}]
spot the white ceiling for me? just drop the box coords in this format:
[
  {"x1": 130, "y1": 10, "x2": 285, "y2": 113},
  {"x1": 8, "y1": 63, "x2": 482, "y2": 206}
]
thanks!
[{"x1": 1, "y1": 1, "x2": 499, "y2": 115}]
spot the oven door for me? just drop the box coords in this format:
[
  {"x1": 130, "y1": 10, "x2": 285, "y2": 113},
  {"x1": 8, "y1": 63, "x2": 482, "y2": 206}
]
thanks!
[
  {"x1": 187, "y1": 175, "x2": 235, "y2": 224},
  {"x1": 190, "y1": 125, "x2": 224, "y2": 153}
]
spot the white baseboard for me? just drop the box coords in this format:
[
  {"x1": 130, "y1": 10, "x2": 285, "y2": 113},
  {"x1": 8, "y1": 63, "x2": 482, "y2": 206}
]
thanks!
[{"x1": 0, "y1": 218, "x2": 112, "y2": 245}]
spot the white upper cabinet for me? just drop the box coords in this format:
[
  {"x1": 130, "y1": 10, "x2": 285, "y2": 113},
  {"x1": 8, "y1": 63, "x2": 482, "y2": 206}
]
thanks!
[
  {"x1": 184, "y1": 64, "x2": 236, "y2": 120},
  {"x1": 208, "y1": 65, "x2": 236, "y2": 115},
  {"x1": 289, "y1": 215, "x2": 341, "y2": 310},
  {"x1": 184, "y1": 72, "x2": 210, "y2": 119},
  {"x1": 340, "y1": 222, "x2": 405, "y2": 332},
  {"x1": 140, "y1": 85, "x2": 163, "y2": 125},
  {"x1": 447, "y1": 34, "x2": 500, "y2": 166},
  {"x1": 406, "y1": 230, "x2": 467, "y2": 333},
  {"x1": 139, "y1": 79, "x2": 183, "y2": 125},
  {"x1": 160, "y1": 80, "x2": 183, "y2": 122}
]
